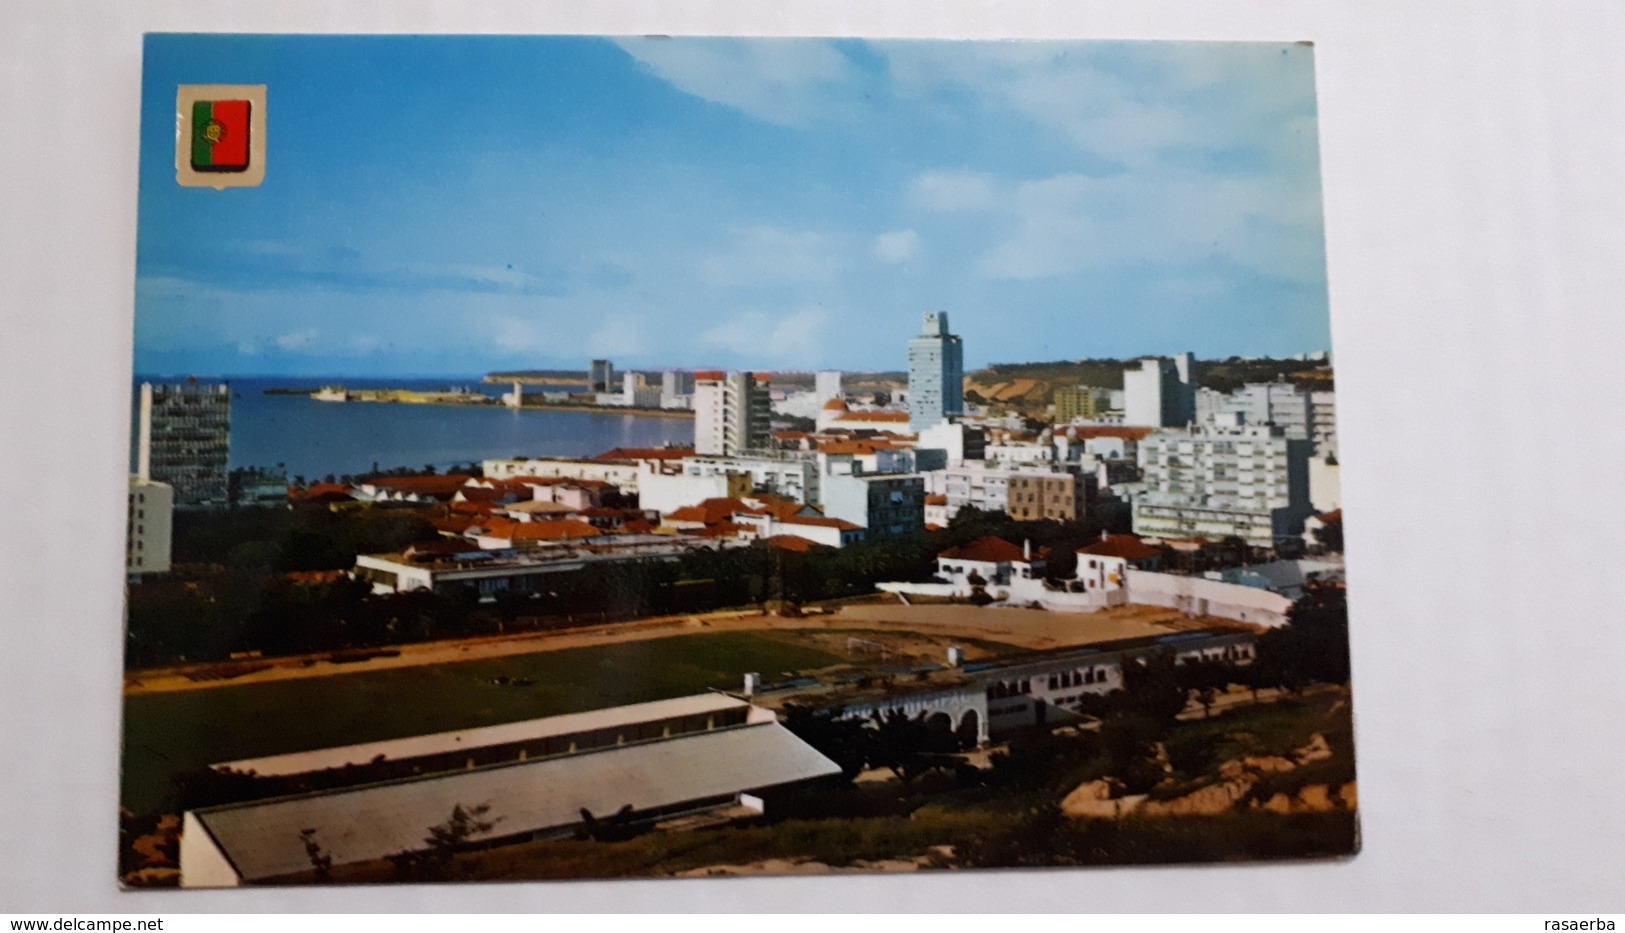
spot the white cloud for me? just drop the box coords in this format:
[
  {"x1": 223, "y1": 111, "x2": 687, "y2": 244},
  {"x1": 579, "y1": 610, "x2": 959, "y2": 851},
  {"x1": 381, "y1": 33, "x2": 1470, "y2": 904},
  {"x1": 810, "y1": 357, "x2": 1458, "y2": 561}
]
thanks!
[
  {"x1": 873, "y1": 229, "x2": 921, "y2": 264},
  {"x1": 699, "y1": 307, "x2": 831, "y2": 367},
  {"x1": 908, "y1": 169, "x2": 1325, "y2": 284},
  {"x1": 701, "y1": 226, "x2": 842, "y2": 287},
  {"x1": 613, "y1": 38, "x2": 858, "y2": 126},
  {"x1": 880, "y1": 41, "x2": 1320, "y2": 174},
  {"x1": 588, "y1": 312, "x2": 650, "y2": 357},
  {"x1": 912, "y1": 171, "x2": 999, "y2": 212},
  {"x1": 274, "y1": 330, "x2": 318, "y2": 351}
]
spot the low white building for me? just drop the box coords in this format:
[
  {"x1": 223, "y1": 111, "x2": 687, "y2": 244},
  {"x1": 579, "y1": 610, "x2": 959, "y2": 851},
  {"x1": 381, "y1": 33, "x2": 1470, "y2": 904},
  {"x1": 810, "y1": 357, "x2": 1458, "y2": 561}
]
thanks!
[
  {"x1": 1074, "y1": 534, "x2": 1163, "y2": 593},
  {"x1": 180, "y1": 698, "x2": 840, "y2": 887},
  {"x1": 733, "y1": 511, "x2": 866, "y2": 548},
  {"x1": 934, "y1": 536, "x2": 1047, "y2": 594},
  {"x1": 353, "y1": 535, "x2": 710, "y2": 596},
  {"x1": 637, "y1": 464, "x2": 753, "y2": 515},
  {"x1": 482, "y1": 457, "x2": 642, "y2": 492}
]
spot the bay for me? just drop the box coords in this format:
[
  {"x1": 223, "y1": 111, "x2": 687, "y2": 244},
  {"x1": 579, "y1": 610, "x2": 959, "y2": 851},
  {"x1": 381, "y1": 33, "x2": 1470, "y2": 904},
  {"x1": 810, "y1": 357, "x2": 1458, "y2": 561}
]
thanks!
[{"x1": 130, "y1": 376, "x2": 694, "y2": 481}]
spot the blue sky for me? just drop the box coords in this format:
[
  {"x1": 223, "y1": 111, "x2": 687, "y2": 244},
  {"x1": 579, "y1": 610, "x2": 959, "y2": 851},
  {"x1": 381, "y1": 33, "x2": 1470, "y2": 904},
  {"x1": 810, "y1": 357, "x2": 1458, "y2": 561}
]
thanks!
[{"x1": 135, "y1": 35, "x2": 1330, "y2": 377}]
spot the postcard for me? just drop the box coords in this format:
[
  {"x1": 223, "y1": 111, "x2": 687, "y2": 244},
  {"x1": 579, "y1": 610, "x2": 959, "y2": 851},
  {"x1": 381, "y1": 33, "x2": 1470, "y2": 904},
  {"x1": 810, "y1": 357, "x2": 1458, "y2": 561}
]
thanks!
[{"x1": 122, "y1": 33, "x2": 1354, "y2": 888}]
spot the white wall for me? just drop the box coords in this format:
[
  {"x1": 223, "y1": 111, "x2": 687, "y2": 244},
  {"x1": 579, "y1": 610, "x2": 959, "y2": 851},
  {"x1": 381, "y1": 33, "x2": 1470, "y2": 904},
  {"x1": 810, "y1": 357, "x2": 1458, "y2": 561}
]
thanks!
[
  {"x1": 1125, "y1": 570, "x2": 1294, "y2": 628},
  {"x1": 178, "y1": 812, "x2": 240, "y2": 889}
]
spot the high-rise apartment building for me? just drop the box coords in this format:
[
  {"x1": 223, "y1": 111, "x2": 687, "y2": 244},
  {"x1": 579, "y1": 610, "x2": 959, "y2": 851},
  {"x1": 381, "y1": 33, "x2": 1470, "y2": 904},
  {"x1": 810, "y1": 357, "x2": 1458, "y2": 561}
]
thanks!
[
  {"x1": 137, "y1": 380, "x2": 231, "y2": 508},
  {"x1": 907, "y1": 312, "x2": 964, "y2": 432},
  {"x1": 1132, "y1": 419, "x2": 1313, "y2": 546},
  {"x1": 693, "y1": 371, "x2": 772, "y2": 456}
]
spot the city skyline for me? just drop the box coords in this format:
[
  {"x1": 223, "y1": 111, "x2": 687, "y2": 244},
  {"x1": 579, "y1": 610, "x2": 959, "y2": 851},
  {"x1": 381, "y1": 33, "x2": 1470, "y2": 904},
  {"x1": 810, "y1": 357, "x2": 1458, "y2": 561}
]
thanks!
[{"x1": 135, "y1": 35, "x2": 1330, "y2": 378}]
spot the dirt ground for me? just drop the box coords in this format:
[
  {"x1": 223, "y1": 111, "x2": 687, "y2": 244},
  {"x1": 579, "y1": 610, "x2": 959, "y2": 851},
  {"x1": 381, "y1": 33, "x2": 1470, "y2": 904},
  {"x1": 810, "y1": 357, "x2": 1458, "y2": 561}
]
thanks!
[{"x1": 123, "y1": 598, "x2": 1225, "y2": 697}]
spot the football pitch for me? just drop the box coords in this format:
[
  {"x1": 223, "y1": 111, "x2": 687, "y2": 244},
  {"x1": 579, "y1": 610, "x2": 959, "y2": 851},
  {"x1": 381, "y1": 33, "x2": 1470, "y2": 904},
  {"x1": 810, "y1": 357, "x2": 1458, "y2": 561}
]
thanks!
[{"x1": 120, "y1": 632, "x2": 841, "y2": 815}]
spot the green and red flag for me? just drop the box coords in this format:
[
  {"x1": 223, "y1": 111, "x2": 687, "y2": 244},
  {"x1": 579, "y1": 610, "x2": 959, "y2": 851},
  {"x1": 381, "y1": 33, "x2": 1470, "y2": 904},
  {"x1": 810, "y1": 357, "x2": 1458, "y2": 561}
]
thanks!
[{"x1": 190, "y1": 99, "x2": 251, "y2": 172}]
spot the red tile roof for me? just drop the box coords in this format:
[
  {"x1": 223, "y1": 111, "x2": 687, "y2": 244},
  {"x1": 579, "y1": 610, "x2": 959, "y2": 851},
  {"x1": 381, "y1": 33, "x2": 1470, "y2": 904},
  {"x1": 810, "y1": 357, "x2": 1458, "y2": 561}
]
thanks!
[
  {"x1": 479, "y1": 518, "x2": 602, "y2": 542},
  {"x1": 768, "y1": 534, "x2": 828, "y2": 553},
  {"x1": 430, "y1": 515, "x2": 480, "y2": 534},
  {"x1": 449, "y1": 499, "x2": 500, "y2": 515},
  {"x1": 1078, "y1": 534, "x2": 1162, "y2": 561},
  {"x1": 819, "y1": 439, "x2": 894, "y2": 455},
  {"x1": 938, "y1": 536, "x2": 1028, "y2": 564},
  {"x1": 365, "y1": 475, "x2": 474, "y2": 498},
  {"x1": 594, "y1": 447, "x2": 694, "y2": 462},
  {"x1": 1315, "y1": 509, "x2": 1343, "y2": 523},
  {"x1": 781, "y1": 515, "x2": 863, "y2": 531},
  {"x1": 1068, "y1": 426, "x2": 1155, "y2": 441},
  {"x1": 834, "y1": 410, "x2": 910, "y2": 423},
  {"x1": 666, "y1": 497, "x2": 766, "y2": 525}
]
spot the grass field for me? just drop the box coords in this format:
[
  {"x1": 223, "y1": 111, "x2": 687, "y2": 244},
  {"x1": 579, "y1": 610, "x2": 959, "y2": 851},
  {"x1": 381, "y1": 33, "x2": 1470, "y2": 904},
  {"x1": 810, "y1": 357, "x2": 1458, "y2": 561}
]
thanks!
[{"x1": 120, "y1": 632, "x2": 841, "y2": 815}]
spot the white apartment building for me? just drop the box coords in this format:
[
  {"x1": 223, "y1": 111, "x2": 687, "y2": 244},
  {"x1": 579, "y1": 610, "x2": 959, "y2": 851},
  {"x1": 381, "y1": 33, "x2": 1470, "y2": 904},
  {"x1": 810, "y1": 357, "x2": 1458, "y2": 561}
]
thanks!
[
  {"x1": 617, "y1": 372, "x2": 661, "y2": 408},
  {"x1": 1309, "y1": 453, "x2": 1341, "y2": 513},
  {"x1": 815, "y1": 370, "x2": 843, "y2": 403},
  {"x1": 694, "y1": 371, "x2": 772, "y2": 456},
  {"x1": 127, "y1": 476, "x2": 174, "y2": 577},
  {"x1": 820, "y1": 460, "x2": 925, "y2": 536},
  {"x1": 931, "y1": 462, "x2": 1014, "y2": 517},
  {"x1": 1132, "y1": 419, "x2": 1314, "y2": 547},
  {"x1": 916, "y1": 421, "x2": 987, "y2": 469},
  {"x1": 669, "y1": 453, "x2": 822, "y2": 506},
  {"x1": 1197, "y1": 382, "x2": 1328, "y2": 448},
  {"x1": 1311, "y1": 390, "x2": 1338, "y2": 457},
  {"x1": 1122, "y1": 356, "x2": 1195, "y2": 428}
]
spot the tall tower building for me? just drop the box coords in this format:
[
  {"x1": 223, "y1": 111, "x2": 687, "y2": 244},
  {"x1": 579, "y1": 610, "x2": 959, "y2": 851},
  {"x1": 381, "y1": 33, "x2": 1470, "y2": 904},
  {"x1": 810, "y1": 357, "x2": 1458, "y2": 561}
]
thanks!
[
  {"x1": 137, "y1": 380, "x2": 232, "y2": 508},
  {"x1": 694, "y1": 371, "x2": 772, "y2": 456},
  {"x1": 814, "y1": 370, "x2": 843, "y2": 404},
  {"x1": 589, "y1": 359, "x2": 615, "y2": 393},
  {"x1": 1122, "y1": 354, "x2": 1196, "y2": 428},
  {"x1": 907, "y1": 311, "x2": 964, "y2": 432}
]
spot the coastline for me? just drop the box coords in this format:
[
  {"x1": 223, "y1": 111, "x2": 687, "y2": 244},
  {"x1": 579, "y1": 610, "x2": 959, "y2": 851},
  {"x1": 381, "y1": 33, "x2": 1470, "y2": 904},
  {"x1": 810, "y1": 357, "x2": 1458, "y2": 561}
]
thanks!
[{"x1": 263, "y1": 386, "x2": 695, "y2": 420}]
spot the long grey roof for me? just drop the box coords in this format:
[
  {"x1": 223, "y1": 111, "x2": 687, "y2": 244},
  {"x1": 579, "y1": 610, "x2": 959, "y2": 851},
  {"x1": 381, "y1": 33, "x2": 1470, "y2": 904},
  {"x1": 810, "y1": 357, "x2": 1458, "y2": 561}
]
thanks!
[
  {"x1": 212, "y1": 693, "x2": 749, "y2": 777},
  {"x1": 193, "y1": 722, "x2": 840, "y2": 882}
]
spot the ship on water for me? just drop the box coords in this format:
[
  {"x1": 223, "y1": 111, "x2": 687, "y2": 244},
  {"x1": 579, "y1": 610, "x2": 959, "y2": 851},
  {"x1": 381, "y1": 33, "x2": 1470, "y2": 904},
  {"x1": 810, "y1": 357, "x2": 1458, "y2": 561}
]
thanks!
[{"x1": 311, "y1": 386, "x2": 350, "y2": 402}]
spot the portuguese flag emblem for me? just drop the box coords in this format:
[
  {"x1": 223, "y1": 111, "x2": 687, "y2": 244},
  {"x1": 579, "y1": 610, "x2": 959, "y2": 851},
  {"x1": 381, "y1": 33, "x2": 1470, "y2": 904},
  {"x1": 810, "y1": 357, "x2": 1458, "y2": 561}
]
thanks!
[{"x1": 190, "y1": 99, "x2": 251, "y2": 172}]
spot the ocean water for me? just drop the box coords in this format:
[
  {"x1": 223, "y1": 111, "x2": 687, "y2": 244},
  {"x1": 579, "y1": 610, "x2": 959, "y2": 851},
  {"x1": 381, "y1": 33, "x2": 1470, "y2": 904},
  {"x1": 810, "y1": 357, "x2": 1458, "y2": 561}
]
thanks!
[{"x1": 130, "y1": 376, "x2": 694, "y2": 480}]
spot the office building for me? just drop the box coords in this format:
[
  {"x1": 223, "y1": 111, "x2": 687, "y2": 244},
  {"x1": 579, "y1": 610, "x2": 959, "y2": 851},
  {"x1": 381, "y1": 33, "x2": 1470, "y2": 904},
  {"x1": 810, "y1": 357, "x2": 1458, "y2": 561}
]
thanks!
[
  {"x1": 136, "y1": 380, "x2": 231, "y2": 508},
  {"x1": 589, "y1": 359, "x2": 615, "y2": 393},
  {"x1": 907, "y1": 311, "x2": 964, "y2": 432}
]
